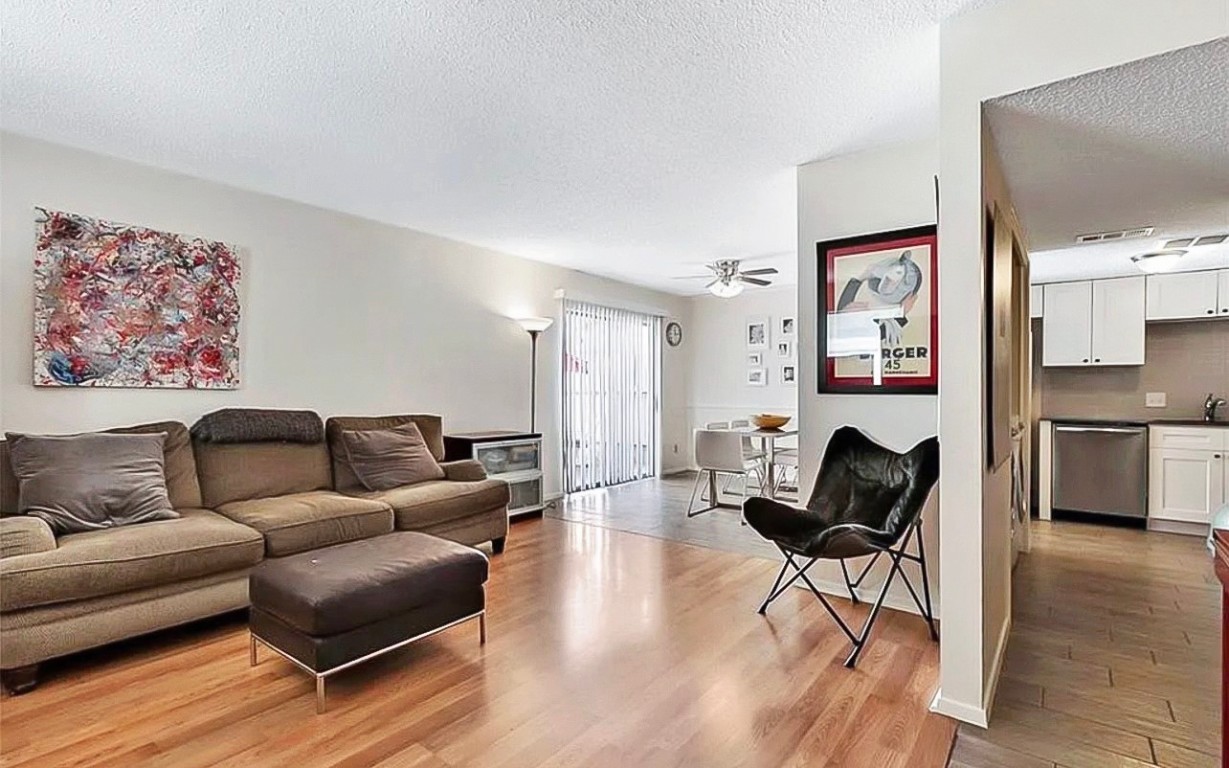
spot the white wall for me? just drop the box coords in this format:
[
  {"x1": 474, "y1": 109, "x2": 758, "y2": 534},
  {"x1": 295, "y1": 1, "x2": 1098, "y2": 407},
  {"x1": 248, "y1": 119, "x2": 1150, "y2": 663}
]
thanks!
[
  {"x1": 0, "y1": 133, "x2": 691, "y2": 495},
  {"x1": 936, "y1": 0, "x2": 1229, "y2": 727},
  {"x1": 796, "y1": 139, "x2": 941, "y2": 613},
  {"x1": 682, "y1": 286, "x2": 798, "y2": 466}
]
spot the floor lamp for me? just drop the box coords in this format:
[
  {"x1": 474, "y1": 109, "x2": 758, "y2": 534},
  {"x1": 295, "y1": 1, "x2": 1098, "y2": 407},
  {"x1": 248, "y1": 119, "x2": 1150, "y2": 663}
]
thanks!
[{"x1": 516, "y1": 317, "x2": 553, "y2": 432}]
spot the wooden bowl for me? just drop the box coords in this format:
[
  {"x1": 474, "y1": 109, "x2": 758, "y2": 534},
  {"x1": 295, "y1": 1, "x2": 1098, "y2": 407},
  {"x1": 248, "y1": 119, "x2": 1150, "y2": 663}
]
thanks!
[{"x1": 751, "y1": 414, "x2": 791, "y2": 430}]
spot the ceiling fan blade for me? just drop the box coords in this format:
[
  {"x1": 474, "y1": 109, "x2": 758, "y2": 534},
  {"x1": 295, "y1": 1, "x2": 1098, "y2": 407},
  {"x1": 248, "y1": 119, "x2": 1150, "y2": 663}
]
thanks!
[
  {"x1": 738, "y1": 276, "x2": 773, "y2": 287},
  {"x1": 740, "y1": 267, "x2": 779, "y2": 276},
  {"x1": 704, "y1": 278, "x2": 720, "y2": 289}
]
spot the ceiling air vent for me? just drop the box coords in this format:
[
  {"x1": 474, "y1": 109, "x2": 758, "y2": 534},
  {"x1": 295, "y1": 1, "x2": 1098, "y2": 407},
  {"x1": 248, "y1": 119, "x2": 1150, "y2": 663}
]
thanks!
[
  {"x1": 1194, "y1": 234, "x2": 1228, "y2": 247},
  {"x1": 1162, "y1": 237, "x2": 1196, "y2": 249},
  {"x1": 1075, "y1": 226, "x2": 1154, "y2": 244}
]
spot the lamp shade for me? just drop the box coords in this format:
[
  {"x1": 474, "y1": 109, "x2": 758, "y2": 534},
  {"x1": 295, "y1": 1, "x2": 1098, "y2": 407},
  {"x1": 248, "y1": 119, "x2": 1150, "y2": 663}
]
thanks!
[
  {"x1": 516, "y1": 316, "x2": 554, "y2": 333},
  {"x1": 709, "y1": 280, "x2": 744, "y2": 298}
]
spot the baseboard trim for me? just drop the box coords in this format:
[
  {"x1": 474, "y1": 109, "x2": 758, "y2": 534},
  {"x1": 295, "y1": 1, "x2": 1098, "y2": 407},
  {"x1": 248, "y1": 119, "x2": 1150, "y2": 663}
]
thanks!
[
  {"x1": 982, "y1": 614, "x2": 1011, "y2": 722},
  {"x1": 930, "y1": 689, "x2": 988, "y2": 728}
]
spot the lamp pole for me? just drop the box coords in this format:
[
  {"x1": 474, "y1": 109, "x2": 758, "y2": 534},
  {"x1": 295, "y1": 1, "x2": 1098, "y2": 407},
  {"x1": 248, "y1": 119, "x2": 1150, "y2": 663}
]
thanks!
[
  {"x1": 529, "y1": 328, "x2": 541, "y2": 432},
  {"x1": 515, "y1": 317, "x2": 553, "y2": 434}
]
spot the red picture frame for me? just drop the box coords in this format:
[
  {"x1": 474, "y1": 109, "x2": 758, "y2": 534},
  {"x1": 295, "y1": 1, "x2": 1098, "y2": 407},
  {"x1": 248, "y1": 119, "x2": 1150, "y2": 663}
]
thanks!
[{"x1": 817, "y1": 225, "x2": 938, "y2": 394}]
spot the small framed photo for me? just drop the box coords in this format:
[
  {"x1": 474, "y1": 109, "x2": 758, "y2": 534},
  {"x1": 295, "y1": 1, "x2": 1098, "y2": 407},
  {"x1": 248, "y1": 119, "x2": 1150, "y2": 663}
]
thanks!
[
  {"x1": 776, "y1": 341, "x2": 793, "y2": 359},
  {"x1": 746, "y1": 316, "x2": 769, "y2": 349},
  {"x1": 780, "y1": 316, "x2": 796, "y2": 337},
  {"x1": 780, "y1": 364, "x2": 797, "y2": 386},
  {"x1": 747, "y1": 352, "x2": 763, "y2": 366},
  {"x1": 747, "y1": 368, "x2": 767, "y2": 386}
]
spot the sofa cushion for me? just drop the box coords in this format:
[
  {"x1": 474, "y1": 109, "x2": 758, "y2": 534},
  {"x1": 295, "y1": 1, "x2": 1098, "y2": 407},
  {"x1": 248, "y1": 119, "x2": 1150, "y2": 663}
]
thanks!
[
  {"x1": 339, "y1": 423, "x2": 445, "y2": 491},
  {"x1": 6, "y1": 432, "x2": 179, "y2": 534},
  {"x1": 0, "y1": 509, "x2": 264, "y2": 612},
  {"x1": 194, "y1": 441, "x2": 333, "y2": 508},
  {"x1": 0, "y1": 420, "x2": 200, "y2": 516},
  {"x1": 215, "y1": 492, "x2": 393, "y2": 557},
  {"x1": 0, "y1": 516, "x2": 57, "y2": 559},
  {"x1": 359, "y1": 479, "x2": 509, "y2": 531},
  {"x1": 192, "y1": 408, "x2": 324, "y2": 445},
  {"x1": 326, "y1": 415, "x2": 445, "y2": 492}
]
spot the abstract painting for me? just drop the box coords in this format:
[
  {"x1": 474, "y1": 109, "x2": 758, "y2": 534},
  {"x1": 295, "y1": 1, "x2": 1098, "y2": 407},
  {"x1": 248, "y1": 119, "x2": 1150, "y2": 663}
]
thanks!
[{"x1": 33, "y1": 208, "x2": 241, "y2": 388}]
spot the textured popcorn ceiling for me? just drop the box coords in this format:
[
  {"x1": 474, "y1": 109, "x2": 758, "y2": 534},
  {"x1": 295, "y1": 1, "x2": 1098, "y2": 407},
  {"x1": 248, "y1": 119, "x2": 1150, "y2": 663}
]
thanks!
[
  {"x1": 986, "y1": 37, "x2": 1229, "y2": 283},
  {"x1": 0, "y1": 0, "x2": 986, "y2": 294}
]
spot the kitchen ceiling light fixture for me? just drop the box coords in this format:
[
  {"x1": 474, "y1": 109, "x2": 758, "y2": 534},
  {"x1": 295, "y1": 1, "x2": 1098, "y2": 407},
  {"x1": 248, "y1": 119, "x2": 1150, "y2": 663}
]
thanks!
[{"x1": 1130, "y1": 249, "x2": 1187, "y2": 274}]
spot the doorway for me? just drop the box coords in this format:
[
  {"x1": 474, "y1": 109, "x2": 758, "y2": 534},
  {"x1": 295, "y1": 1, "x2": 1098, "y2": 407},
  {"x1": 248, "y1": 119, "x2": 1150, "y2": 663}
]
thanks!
[{"x1": 561, "y1": 300, "x2": 662, "y2": 493}]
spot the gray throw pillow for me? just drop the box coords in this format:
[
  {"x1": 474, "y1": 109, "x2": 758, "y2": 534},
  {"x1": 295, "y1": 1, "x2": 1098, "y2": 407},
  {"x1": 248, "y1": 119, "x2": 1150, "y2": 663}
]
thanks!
[
  {"x1": 340, "y1": 423, "x2": 445, "y2": 492},
  {"x1": 5, "y1": 432, "x2": 179, "y2": 535}
]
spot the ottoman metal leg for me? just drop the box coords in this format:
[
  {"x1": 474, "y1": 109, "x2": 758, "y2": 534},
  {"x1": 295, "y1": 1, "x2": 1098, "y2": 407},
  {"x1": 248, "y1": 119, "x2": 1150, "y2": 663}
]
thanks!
[
  {"x1": 316, "y1": 675, "x2": 326, "y2": 714},
  {"x1": 480, "y1": 611, "x2": 487, "y2": 645}
]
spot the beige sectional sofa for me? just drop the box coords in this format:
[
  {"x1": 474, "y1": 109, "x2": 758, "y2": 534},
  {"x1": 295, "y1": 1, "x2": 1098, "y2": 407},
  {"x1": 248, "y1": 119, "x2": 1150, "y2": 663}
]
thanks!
[{"x1": 0, "y1": 410, "x2": 510, "y2": 694}]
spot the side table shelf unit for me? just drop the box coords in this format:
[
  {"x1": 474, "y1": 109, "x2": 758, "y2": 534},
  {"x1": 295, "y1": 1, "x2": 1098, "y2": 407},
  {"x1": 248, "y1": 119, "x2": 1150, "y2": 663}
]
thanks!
[{"x1": 444, "y1": 431, "x2": 545, "y2": 517}]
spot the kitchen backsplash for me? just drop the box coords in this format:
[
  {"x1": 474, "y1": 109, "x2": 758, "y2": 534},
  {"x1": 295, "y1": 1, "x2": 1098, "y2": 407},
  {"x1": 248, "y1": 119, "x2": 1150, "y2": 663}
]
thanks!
[{"x1": 1036, "y1": 321, "x2": 1229, "y2": 421}]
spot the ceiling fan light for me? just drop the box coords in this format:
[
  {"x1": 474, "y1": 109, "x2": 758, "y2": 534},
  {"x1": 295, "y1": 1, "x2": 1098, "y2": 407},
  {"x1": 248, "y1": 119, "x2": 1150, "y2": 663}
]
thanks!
[
  {"x1": 709, "y1": 279, "x2": 744, "y2": 298},
  {"x1": 1131, "y1": 249, "x2": 1186, "y2": 274}
]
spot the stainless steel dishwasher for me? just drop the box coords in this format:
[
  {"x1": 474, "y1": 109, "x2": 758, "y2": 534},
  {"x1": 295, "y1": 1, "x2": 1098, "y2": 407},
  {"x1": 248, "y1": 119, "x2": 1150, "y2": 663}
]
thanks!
[{"x1": 1052, "y1": 422, "x2": 1148, "y2": 519}]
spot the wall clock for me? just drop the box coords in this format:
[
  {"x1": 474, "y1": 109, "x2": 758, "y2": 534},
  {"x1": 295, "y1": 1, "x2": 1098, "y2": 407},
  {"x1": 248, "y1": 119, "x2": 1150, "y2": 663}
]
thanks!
[{"x1": 665, "y1": 321, "x2": 683, "y2": 347}]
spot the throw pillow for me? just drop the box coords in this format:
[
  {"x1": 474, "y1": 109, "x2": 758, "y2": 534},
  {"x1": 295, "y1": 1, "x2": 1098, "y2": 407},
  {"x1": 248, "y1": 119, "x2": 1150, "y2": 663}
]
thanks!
[
  {"x1": 340, "y1": 423, "x2": 445, "y2": 491},
  {"x1": 5, "y1": 432, "x2": 179, "y2": 535}
]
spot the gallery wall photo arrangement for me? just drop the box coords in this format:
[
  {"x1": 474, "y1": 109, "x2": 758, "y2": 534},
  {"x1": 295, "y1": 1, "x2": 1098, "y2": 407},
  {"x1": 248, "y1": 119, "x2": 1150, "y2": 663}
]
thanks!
[
  {"x1": 816, "y1": 225, "x2": 937, "y2": 394},
  {"x1": 33, "y1": 208, "x2": 242, "y2": 389}
]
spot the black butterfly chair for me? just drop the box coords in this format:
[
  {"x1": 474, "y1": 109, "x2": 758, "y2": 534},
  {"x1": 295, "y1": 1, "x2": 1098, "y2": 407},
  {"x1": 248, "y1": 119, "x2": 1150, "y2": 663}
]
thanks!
[{"x1": 743, "y1": 426, "x2": 940, "y2": 667}]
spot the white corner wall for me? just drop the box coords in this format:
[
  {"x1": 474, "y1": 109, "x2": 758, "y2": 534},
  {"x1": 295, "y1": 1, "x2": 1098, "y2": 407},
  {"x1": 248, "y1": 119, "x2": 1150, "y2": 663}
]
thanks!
[
  {"x1": 0, "y1": 133, "x2": 691, "y2": 495},
  {"x1": 682, "y1": 286, "x2": 798, "y2": 467},
  {"x1": 796, "y1": 139, "x2": 941, "y2": 614},
  {"x1": 935, "y1": 0, "x2": 1229, "y2": 727}
]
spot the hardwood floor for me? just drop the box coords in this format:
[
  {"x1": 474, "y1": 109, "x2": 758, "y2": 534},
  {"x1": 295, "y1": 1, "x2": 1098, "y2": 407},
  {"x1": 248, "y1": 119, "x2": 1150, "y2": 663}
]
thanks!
[
  {"x1": 949, "y1": 520, "x2": 1221, "y2": 768},
  {"x1": 551, "y1": 472, "x2": 784, "y2": 560},
  {"x1": 0, "y1": 515, "x2": 954, "y2": 767}
]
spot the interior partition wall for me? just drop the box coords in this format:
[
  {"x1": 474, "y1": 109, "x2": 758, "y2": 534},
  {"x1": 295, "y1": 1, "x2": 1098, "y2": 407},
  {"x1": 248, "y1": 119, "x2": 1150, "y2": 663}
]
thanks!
[{"x1": 561, "y1": 300, "x2": 662, "y2": 493}]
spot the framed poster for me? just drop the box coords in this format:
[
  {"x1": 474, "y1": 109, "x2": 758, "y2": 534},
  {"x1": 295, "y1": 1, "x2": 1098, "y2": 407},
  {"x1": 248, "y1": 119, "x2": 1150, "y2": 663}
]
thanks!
[{"x1": 817, "y1": 225, "x2": 937, "y2": 394}]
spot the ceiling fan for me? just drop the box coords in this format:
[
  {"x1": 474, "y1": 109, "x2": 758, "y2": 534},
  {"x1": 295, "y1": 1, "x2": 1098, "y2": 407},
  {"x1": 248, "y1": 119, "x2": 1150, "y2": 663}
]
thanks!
[{"x1": 674, "y1": 259, "x2": 778, "y2": 298}]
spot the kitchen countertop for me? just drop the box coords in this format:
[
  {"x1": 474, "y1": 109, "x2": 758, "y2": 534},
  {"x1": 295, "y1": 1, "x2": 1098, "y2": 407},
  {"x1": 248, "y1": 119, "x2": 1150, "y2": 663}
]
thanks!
[{"x1": 1045, "y1": 417, "x2": 1228, "y2": 428}]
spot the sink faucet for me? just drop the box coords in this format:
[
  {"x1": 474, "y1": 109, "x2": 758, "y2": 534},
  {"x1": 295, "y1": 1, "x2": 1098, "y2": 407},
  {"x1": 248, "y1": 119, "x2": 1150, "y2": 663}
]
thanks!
[{"x1": 1205, "y1": 393, "x2": 1227, "y2": 422}]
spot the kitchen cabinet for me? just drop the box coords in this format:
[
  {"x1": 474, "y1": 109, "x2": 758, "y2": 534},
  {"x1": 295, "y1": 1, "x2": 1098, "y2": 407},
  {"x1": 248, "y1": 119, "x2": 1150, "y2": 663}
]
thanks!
[
  {"x1": 1042, "y1": 282, "x2": 1092, "y2": 365},
  {"x1": 1091, "y1": 277, "x2": 1146, "y2": 365},
  {"x1": 1030, "y1": 285, "x2": 1043, "y2": 319},
  {"x1": 1042, "y1": 277, "x2": 1145, "y2": 366},
  {"x1": 1220, "y1": 270, "x2": 1229, "y2": 316},
  {"x1": 1149, "y1": 426, "x2": 1228, "y2": 527},
  {"x1": 1146, "y1": 270, "x2": 1219, "y2": 320}
]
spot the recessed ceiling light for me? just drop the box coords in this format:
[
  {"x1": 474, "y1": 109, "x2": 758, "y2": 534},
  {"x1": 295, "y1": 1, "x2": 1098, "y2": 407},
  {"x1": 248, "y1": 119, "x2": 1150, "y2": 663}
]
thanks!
[{"x1": 1131, "y1": 249, "x2": 1187, "y2": 274}]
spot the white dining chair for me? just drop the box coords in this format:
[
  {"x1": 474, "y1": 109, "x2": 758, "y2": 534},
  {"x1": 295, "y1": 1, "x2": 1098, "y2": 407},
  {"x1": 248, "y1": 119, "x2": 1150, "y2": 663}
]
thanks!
[
  {"x1": 688, "y1": 429, "x2": 765, "y2": 518},
  {"x1": 726, "y1": 419, "x2": 765, "y2": 493}
]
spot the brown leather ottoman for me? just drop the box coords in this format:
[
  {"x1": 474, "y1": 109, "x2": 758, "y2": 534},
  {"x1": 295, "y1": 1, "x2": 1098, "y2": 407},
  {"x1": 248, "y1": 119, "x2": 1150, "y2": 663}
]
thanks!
[{"x1": 248, "y1": 532, "x2": 488, "y2": 713}]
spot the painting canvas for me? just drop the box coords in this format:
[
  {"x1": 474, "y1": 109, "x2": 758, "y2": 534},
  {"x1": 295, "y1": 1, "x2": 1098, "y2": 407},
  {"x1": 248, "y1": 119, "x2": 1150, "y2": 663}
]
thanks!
[
  {"x1": 817, "y1": 225, "x2": 938, "y2": 394},
  {"x1": 33, "y1": 208, "x2": 241, "y2": 388}
]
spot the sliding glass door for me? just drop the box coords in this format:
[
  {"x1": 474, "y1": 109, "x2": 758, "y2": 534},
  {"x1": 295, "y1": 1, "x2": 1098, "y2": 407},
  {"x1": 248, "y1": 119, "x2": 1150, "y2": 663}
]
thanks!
[{"x1": 562, "y1": 300, "x2": 661, "y2": 493}]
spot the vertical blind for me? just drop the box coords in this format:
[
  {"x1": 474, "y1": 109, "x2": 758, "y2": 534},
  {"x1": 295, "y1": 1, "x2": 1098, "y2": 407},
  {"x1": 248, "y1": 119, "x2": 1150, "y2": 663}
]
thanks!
[{"x1": 562, "y1": 300, "x2": 662, "y2": 493}]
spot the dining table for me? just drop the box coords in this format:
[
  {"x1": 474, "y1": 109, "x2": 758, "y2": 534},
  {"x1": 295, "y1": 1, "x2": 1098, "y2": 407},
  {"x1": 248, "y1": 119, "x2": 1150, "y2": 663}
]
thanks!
[{"x1": 738, "y1": 426, "x2": 799, "y2": 501}]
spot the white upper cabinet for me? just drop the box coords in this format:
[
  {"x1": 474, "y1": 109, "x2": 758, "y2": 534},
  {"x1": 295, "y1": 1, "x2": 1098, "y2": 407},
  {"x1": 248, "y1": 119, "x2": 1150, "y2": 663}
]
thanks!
[
  {"x1": 1042, "y1": 277, "x2": 1145, "y2": 367},
  {"x1": 1029, "y1": 285, "x2": 1044, "y2": 319},
  {"x1": 1042, "y1": 281, "x2": 1093, "y2": 366},
  {"x1": 1146, "y1": 270, "x2": 1219, "y2": 320},
  {"x1": 1091, "y1": 276, "x2": 1146, "y2": 365},
  {"x1": 1219, "y1": 269, "x2": 1229, "y2": 316}
]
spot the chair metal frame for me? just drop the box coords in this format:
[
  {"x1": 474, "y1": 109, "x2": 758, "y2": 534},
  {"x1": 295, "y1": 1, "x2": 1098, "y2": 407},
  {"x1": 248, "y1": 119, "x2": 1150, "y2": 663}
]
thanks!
[
  {"x1": 756, "y1": 517, "x2": 937, "y2": 667},
  {"x1": 687, "y1": 428, "x2": 765, "y2": 518}
]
